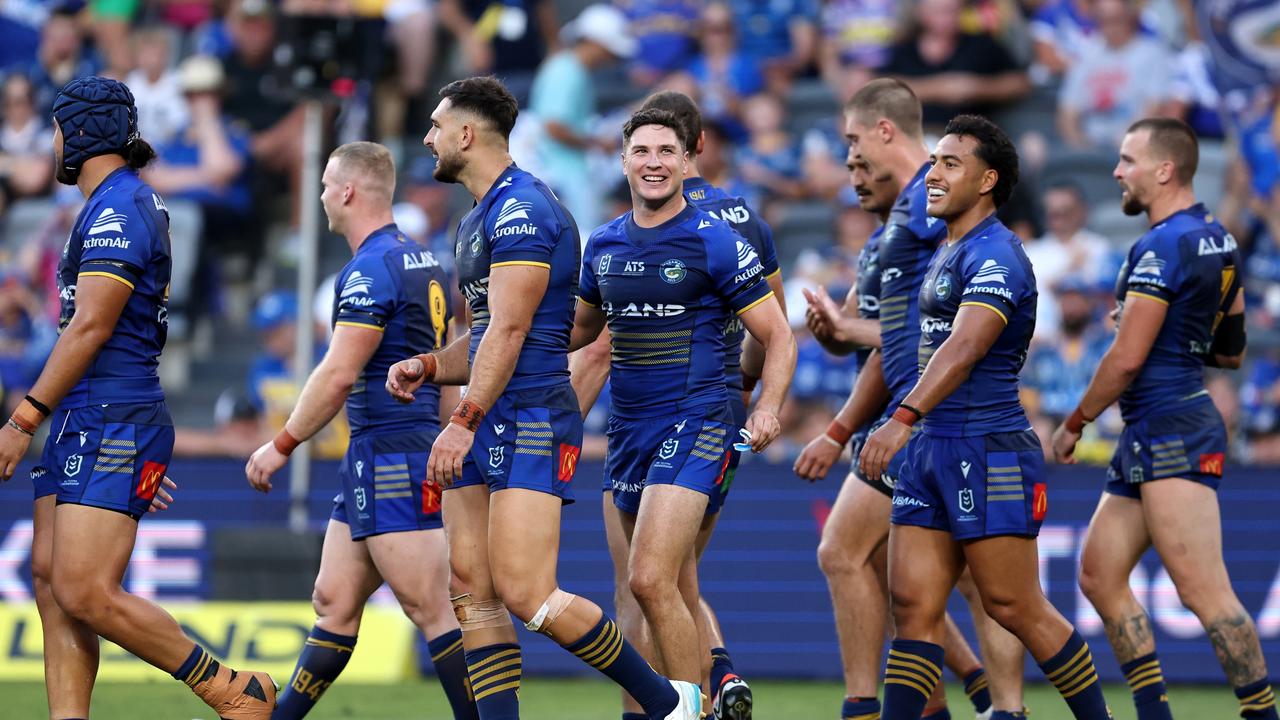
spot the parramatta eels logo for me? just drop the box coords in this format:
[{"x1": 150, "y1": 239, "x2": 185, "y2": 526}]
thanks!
[
  {"x1": 659, "y1": 438, "x2": 679, "y2": 460},
  {"x1": 489, "y1": 446, "x2": 504, "y2": 468},
  {"x1": 469, "y1": 232, "x2": 484, "y2": 257},
  {"x1": 660, "y1": 259, "x2": 686, "y2": 284},
  {"x1": 934, "y1": 274, "x2": 952, "y2": 300},
  {"x1": 958, "y1": 487, "x2": 975, "y2": 513}
]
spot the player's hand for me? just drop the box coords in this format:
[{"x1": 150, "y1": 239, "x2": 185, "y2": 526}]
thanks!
[
  {"x1": 0, "y1": 422, "x2": 34, "y2": 482},
  {"x1": 859, "y1": 419, "x2": 911, "y2": 482},
  {"x1": 148, "y1": 476, "x2": 178, "y2": 513},
  {"x1": 794, "y1": 434, "x2": 844, "y2": 482},
  {"x1": 386, "y1": 357, "x2": 428, "y2": 403},
  {"x1": 744, "y1": 409, "x2": 781, "y2": 453},
  {"x1": 245, "y1": 441, "x2": 288, "y2": 493},
  {"x1": 428, "y1": 423, "x2": 473, "y2": 488},
  {"x1": 803, "y1": 286, "x2": 837, "y2": 342},
  {"x1": 1051, "y1": 422, "x2": 1081, "y2": 464}
]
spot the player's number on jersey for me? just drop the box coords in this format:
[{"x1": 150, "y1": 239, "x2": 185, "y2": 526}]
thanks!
[
  {"x1": 429, "y1": 279, "x2": 448, "y2": 349},
  {"x1": 1211, "y1": 265, "x2": 1237, "y2": 336}
]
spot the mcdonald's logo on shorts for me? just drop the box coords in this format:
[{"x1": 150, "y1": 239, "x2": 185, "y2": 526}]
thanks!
[
  {"x1": 1199, "y1": 452, "x2": 1224, "y2": 477},
  {"x1": 1032, "y1": 482, "x2": 1048, "y2": 522},
  {"x1": 557, "y1": 444, "x2": 581, "y2": 482},
  {"x1": 136, "y1": 461, "x2": 167, "y2": 501}
]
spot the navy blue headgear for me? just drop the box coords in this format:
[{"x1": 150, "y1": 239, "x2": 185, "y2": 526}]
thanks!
[{"x1": 52, "y1": 76, "x2": 139, "y2": 183}]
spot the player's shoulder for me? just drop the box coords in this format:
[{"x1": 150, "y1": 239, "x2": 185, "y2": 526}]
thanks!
[
  {"x1": 963, "y1": 221, "x2": 1031, "y2": 272},
  {"x1": 586, "y1": 213, "x2": 629, "y2": 249},
  {"x1": 488, "y1": 167, "x2": 563, "y2": 225}
]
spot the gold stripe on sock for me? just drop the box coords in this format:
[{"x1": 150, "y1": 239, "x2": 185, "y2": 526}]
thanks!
[
  {"x1": 471, "y1": 668, "x2": 523, "y2": 696},
  {"x1": 1059, "y1": 669, "x2": 1099, "y2": 699},
  {"x1": 886, "y1": 655, "x2": 942, "y2": 686},
  {"x1": 185, "y1": 652, "x2": 211, "y2": 686},
  {"x1": 1126, "y1": 666, "x2": 1163, "y2": 688},
  {"x1": 1130, "y1": 675, "x2": 1164, "y2": 693},
  {"x1": 887, "y1": 649, "x2": 941, "y2": 679},
  {"x1": 886, "y1": 666, "x2": 939, "y2": 696},
  {"x1": 582, "y1": 630, "x2": 623, "y2": 669},
  {"x1": 590, "y1": 631, "x2": 625, "y2": 669},
  {"x1": 470, "y1": 657, "x2": 522, "y2": 686},
  {"x1": 576, "y1": 623, "x2": 621, "y2": 667},
  {"x1": 1124, "y1": 659, "x2": 1159, "y2": 678},
  {"x1": 844, "y1": 713, "x2": 880, "y2": 720},
  {"x1": 1239, "y1": 687, "x2": 1275, "y2": 704},
  {"x1": 431, "y1": 638, "x2": 464, "y2": 662},
  {"x1": 473, "y1": 678, "x2": 522, "y2": 701},
  {"x1": 467, "y1": 648, "x2": 520, "y2": 674},
  {"x1": 965, "y1": 677, "x2": 989, "y2": 696},
  {"x1": 305, "y1": 638, "x2": 355, "y2": 654},
  {"x1": 885, "y1": 676, "x2": 933, "y2": 699},
  {"x1": 1045, "y1": 644, "x2": 1090, "y2": 683},
  {"x1": 1054, "y1": 654, "x2": 1096, "y2": 694}
]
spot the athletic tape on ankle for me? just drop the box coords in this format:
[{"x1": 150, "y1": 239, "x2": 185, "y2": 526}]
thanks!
[
  {"x1": 524, "y1": 588, "x2": 574, "y2": 633},
  {"x1": 451, "y1": 593, "x2": 511, "y2": 630}
]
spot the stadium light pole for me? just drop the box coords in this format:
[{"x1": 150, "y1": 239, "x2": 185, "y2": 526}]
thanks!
[{"x1": 289, "y1": 98, "x2": 324, "y2": 534}]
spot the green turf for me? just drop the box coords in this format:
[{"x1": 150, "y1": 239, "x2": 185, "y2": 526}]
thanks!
[{"x1": 0, "y1": 678, "x2": 1241, "y2": 719}]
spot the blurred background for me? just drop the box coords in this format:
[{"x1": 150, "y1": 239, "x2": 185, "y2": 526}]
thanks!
[{"x1": 0, "y1": 0, "x2": 1278, "y2": 702}]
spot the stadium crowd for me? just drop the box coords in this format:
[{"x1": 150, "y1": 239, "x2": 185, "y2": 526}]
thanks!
[{"x1": 0, "y1": 0, "x2": 1277, "y2": 467}]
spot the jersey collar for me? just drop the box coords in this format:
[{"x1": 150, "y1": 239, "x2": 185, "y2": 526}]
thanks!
[
  {"x1": 1156, "y1": 202, "x2": 1209, "y2": 228},
  {"x1": 356, "y1": 223, "x2": 402, "y2": 254},
  {"x1": 625, "y1": 202, "x2": 698, "y2": 244},
  {"x1": 955, "y1": 213, "x2": 1001, "y2": 244},
  {"x1": 88, "y1": 166, "x2": 133, "y2": 203},
  {"x1": 478, "y1": 163, "x2": 520, "y2": 211}
]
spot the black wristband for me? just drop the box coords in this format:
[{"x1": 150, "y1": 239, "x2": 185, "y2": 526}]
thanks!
[
  {"x1": 899, "y1": 403, "x2": 925, "y2": 420},
  {"x1": 24, "y1": 395, "x2": 51, "y2": 417}
]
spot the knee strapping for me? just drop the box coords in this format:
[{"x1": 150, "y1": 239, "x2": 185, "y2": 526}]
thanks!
[
  {"x1": 450, "y1": 593, "x2": 511, "y2": 631},
  {"x1": 524, "y1": 588, "x2": 575, "y2": 634}
]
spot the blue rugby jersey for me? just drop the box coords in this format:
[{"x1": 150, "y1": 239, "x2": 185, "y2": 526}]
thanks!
[
  {"x1": 331, "y1": 224, "x2": 452, "y2": 436},
  {"x1": 879, "y1": 164, "x2": 946, "y2": 405},
  {"x1": 579, "y1": 203, "x2": 774, "y2": 419},
  {"x1": 58, "y1": 167, "x2": 171, "y2": 407},
  {"x1": 453, "y1": 164, "x2": 580, "y2": 391},
  {"x1": 684, "y1": 176, "x2": 780, "y2": 392},
  {"x1": 917, "y1": 215, "x2": 1037, "y2": 437},
  {"x1": 853, "y1": 225, "x2": 885, "y2": 374},
  {"x1": 1114, "y1": 203, "x2": 1241, "y2": 423}
]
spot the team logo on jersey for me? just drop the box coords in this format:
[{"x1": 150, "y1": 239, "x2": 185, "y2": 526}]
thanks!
[
  {"x1": 960, "y1": 460, "x2": 971, "y2": 478},
  {"x1": 934, "y1": 274, "x2": 952, "y2": 300},
  {"x1": 88, "y1": 207, "x2": 127, "y2": 235},
  {"x1": 660, "y1": 259, "x2": 686, "y2": 284},
  {"x1": 494, "y1": 423, "x2": 506, "y2": 435},
  {"x1": 354, "y1": 487, "x2": 367, "y2": 511},
  {"x1": 1129, "y1": 466, "x2": 1144, "y2": 484},
  {"x1": 65, "y1": 454, "x2": 83, "y2": 477},
  {"x1": 495, "y1": 198, "x2": 533, "y2": 227},
  {"x1": 355, "y1": 460, "x2": 364, "y2": 478},
  {"x1": 341, "y1": 271, "x2": 374, "y2": 298},
  {"x1": 470, "y1": 232, "x2": 484, "y2": 257},
  {"x1": 926, "y1": 217, "x2": 939, "y2": 228},
  {"x1": 958, "y1": 487, "x2": 975, "y2": 513},
  {"x1": 489, "y1": 446, "x2": 504, "y2": 468},
  {"x1": 659, "y1": 438, "x2": 679, "y2": 460},
  {"x1": 598, "y1": 253, "x2": 613, "y2": 276},
  {"x1": 971, "y1": 259, "x2": 1008, "y2": 285},
  {"x1": 1132, "y1": 251, "x2": 1165, "y2": 276},
  {"x1": 735, "y1": 240, "x2": 759, "y2": 270},
  {"x1": 697, "y1": 218, "x2": 713, "y2": 230}
]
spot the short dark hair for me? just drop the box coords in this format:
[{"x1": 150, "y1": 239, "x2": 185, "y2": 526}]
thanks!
[
  {"x1": 639, "y1": 91, "x2": 701, "y2": 154},
  {"x1": 438, "y1": 76, "x2": 518, "y2": 139},
  {"x1": 845, "y1": 78, "x2": 923, "y2": 140},
  {"x1": 622, "y1": 108, "x2": 685, "y2": 151},
  {"x1": 1127, "y1": 117, "x2": 1198, "y2": 185},
  {"x1": 942, "y1": 114, "x2": 1020, "y2": 208},
  {"x1": 1044, "y1": 178, "x2": 1087, "y2": 205}
]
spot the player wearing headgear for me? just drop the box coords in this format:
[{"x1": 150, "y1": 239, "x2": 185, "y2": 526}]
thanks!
[
  {"x1": 385, "y1": 77, "x2": 704, "y2": 720},
  {"x1": 243, "y1": 142, "x2": 476, "y2": 720},
  {"x1": 569, "y1": 89, "x2": 787, "y2": 720},
  {"x1": 795, "y1": 79, "x2": 1025, "y2": 720},
  {"x1": 569, "y1": 106, "x2": 796, "y2": 707},
  {"x1": 0, "y1": 76, "x2": 275, "y2": 719},
  {"x1": 859, "y1": 114, "x2": 1112, "y2": 720},
  {"x1": 1053, "y1": 118, "x2": 1278, "y2": 720}
]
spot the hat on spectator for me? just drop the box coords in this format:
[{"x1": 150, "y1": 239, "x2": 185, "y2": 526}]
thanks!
[
  {"x1": 561, "y1": 4, "x2": 637, "y2": 59},
  {"x1": 53, "y1": 76, "x2": 139, "y2": 183},
  {"x1": 253, "y1": 291, "x2": 298, "y2": 332},
  {"x1": 178, "y1": 55, "x2": 225, "y2": 94}
]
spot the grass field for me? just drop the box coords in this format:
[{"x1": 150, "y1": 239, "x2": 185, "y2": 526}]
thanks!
[{"x1": 0, "y1": 678, "x2": 1243, "y2": 719}]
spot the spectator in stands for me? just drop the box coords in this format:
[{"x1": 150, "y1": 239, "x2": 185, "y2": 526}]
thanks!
[
  {"x1": 1240, "y1": 350, "x2": 1280, "y2": 463},
  {"x1": 0, "y1": 0, "x2": 51, "y2": 72},
  {"x1": 817, "y1": 0, "x2": 896, "y2": 101},
  {"x1": 1028, "y1": 0, "x2": 1095, "y2": 81},
  {"x1": 172, "y1": 388, "x2": 264, "y2": 457},
  {"x1": 89, "y1": 0, "x2": 139, "y2": 79},
  {"x1": 0, "y1": 73, "x2": 53, "y2": 202},
  {"x1": 1022, "y1": 276, "x2": 1117, "y2": 463},
  {"x1": 618, "y1": 0, "x2": 700, "y2": 88},
  {"x1": 0, "y1": 267, "x2": 55, "y2": 413},
  {"x1": 881, "y1": 0, "x2": 1030, "y2": 131},
  {"x1": 1057, "y1": 0, "x2": 1174, "y2": 150},
  {"x1": 26, "y1": 8, "x2": 97, "y2": 118},
  {"x1": 438, "y1": 0, "x2": 558, "y2": 105},
  {"x1": 126, "y1": 26, "x2": 189, "y2": 147},
  {"x1": 1023, "y1": 180, "x2": 1120, "y2": 342},
  {"x1": 528, "y1": 3, "x2": 635, "y2": 236},
  {"x1": 726, "y1": 0, "x2": 819, "y2": 94},
  {"x1": 737, "y1": 92, "x2": 807, "y2": 211},
  {"x1": 696, "y1": 119, "x2": 757, "y2": 208},
  {"x1": 687, "y1": 2, "x2": 762, "y2": 144}
]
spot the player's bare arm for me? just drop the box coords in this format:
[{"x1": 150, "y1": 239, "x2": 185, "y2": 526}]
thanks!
[
  {"x1": 1050, "y1": 293, "x2": 1165, "y2": 464},
  {"x1": 427, "y1": 263, "x2": 547, "y2": 486},
  {"x1": 804, "y1": 285, "x2": 881, "y2": 355},
  {"x1": 0, "y1": 274, "x2": 131, "y2": 480},
  {"x1": 738, "y1": 291, "x2": 797, "y2": 452},
  {"x1": 741, "y1": 271, "x2": 787, "y2": 381},
  {"x1": 794, "y1": 350, "x2": 890, "y2": 482},
  {"x1": 568, "y1": 303, "x2": 609, "y2": 416},
  {"x1": 245, "y1": 323, "x2": 381, "y2": 491},
  {"x1": 386, "y1": 327, "x2": 472, "y2": 402},
  {"x1": 860, "y1": 303, "x2": 1005, "y2": 480}
]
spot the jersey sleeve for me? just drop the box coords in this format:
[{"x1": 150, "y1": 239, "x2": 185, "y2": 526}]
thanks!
[
  {"x1": 333, "y1": 255, "x2": 398, "y2": 331},
  {"x1": 750, "y1": 215, "x2": 781, "y2": 279},
  {"x1": 488, "y1": 191, "x2": 558, "y2": 269},
  {"x1": 577, "y1": 231, "x2": 602, "y2": 308},
  {"x1": 958, "y1": 241, "x2": 1032, "y2": 324},
  {"x1": 706, "y1": 226, "x2": 774, "y2": 316},
  {"x1": 78, "y1": 193, "x2": 165, "y2": 289},
  {"x1": 1121, "y1": 232, "x2": 1181, "y2": 305}
]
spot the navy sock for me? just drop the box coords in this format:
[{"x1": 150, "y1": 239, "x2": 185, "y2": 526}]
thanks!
[
  {"x1": 710, "y1": 646, "x2": 737, "y2": 697},
  {"x1": 465, "y1": 643, "x2": 521, "y2": 720},
  {"x1": 963, "y1": 667, "x2": 992, "y2": 713},
  {"x1": 563, "y1": 613, "x2": 677, "y2": 718},
  {"x1": 1038, "y1": 631, "x2": 1112, "y2": 719},
  {"x1": 273, "y1": 626, "x2": 356, "y2": 719},
  {"x1": 172, "y1": 644, "x2": 220, "y2": 688},
  {"x1": 881, "y1": 639, "x2": 944, "y2": 720},
  {"x1": 427, "y1": 630, "x2": 479, "y2": 720},
  {"x1": 922, "y1": 707, "x2": 951, "y2": 720},
  {"x1": 842, "y1": 696, "x2": 881, "y2": 719},
  {"x1": 1235, "y1": 678, "x2": 1279, "y2": 719},
  {"x1": 1120, "y1": 652, "x2": 1171, "y2": 720}
]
